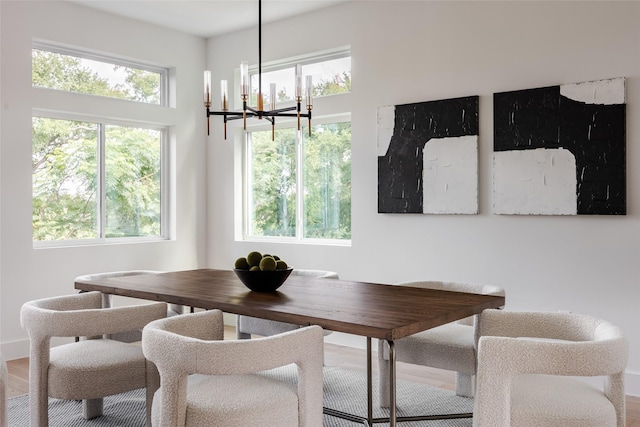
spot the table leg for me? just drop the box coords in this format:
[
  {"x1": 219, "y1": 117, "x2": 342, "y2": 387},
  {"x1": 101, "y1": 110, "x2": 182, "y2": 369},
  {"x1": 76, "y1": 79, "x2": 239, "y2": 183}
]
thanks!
[
  {"x1": 387, "y1": 339, "x2": 396, "y2": 427},
  {"x1": 367, "y1": 337, "x2": 372, "y2": 425}
]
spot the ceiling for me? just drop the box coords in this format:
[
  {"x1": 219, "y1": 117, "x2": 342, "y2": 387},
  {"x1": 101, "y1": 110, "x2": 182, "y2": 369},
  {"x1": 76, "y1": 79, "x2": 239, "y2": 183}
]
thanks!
[{"x1": 67, "y1": 0, "x2": 349, "y2": 38}]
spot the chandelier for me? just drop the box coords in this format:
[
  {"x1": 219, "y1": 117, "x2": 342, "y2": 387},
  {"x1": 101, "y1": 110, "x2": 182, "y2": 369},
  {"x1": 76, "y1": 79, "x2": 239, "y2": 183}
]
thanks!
[{"x1": 203, "y1": 0, "x2": 313, "y2": 139}]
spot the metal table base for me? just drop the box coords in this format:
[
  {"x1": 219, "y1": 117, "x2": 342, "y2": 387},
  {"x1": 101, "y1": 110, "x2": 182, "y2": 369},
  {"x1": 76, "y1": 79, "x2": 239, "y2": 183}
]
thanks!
[{"x1": 322, "y1": 338, "x2": 473, "y2": 427}]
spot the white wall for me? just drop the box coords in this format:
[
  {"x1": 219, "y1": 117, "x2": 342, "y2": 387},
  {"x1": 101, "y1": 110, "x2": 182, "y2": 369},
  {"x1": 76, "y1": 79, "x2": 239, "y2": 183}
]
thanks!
[
  {"x1": 1, "y1": 0, "x2": 638, "y2": 398},
  {"x1": 0, "y1": 1, "x2": 208, "y2": 358},
  {"x1": 206, "y1": 1, "x2": 640, "y2": 395}
]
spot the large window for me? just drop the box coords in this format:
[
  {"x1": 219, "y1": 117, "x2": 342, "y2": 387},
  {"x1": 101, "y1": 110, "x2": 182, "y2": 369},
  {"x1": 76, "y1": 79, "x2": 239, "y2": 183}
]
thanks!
[
  {"x1": 32, "y1": 117, "x2": 164, "y2": 242},
  {"x1": 247, "y1": 121, "x2": 351, "y2": 241},
  {"x1": 32, "y1": 43, "x2": 169, "y2": 245},
  {"x1": 248, "y1": 54, "x2": 351, "y2": 105},
  {"x1": 244, "y1": 49, "x2": 351, "y2": 243},
  {"x1": 32, "y1": 44, "x2": 166, "y2": 105}
]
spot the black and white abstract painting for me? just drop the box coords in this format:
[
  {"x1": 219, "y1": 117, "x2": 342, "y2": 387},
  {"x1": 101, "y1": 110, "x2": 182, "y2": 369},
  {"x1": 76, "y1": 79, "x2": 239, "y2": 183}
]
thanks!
[
  {"x1": 493, "y1": 77, "x2": 626, "y2": 215},
  {"x1": 378, "y1": 96, "x2": 479, "y2": 214}
]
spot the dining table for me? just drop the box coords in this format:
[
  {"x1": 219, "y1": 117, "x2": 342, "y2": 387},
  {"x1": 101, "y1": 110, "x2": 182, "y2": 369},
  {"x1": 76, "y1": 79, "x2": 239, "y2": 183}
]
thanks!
[{"x1": 75, "y1": 268, "x2": 505, "y2": 427}]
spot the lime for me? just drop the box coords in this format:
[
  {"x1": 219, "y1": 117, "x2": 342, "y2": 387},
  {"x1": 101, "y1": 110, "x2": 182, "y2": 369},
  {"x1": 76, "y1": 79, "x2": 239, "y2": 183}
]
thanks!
[
  {"x1": 259, "y1": 256, "x2": 277, "y2": 271},
  {"x1": 234, "y1": 257, "x2": 249, "y2": 270},
  {"x1": 246, "y1": 251, "x2": 262, "y2": 267}
]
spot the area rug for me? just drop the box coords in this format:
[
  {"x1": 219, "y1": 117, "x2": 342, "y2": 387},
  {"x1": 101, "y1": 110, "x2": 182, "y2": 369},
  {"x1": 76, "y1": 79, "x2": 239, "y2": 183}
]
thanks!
[{"x1": 8, "y1": 366, "x2": 473, "y2": 426}]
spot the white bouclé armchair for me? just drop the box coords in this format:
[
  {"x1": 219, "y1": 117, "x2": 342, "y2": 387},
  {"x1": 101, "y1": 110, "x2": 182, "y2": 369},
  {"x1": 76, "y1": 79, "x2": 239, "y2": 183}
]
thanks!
[
  {"x1": 143, "y1": 309, "x2": 324, "y2": 427},
  {"x1": 473, "y1": 310, "x2": 628, "y2": 427},
  {"x1": 74, "y1": 270, "x2": 185, "y2": 343},
  {"x1": 20, "y1": 291, "x2": 166, "y2": 427},
  {"x1": 0, "y1": 353, "x2": 7, "y2": 427},
  {"x1": 378, "y1": 280, "x2": 505, "y2": 404}
]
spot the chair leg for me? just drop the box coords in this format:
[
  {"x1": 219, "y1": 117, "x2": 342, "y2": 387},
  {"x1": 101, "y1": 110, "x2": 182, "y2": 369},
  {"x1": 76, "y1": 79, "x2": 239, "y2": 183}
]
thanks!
[
  {"x1": 82, "y1": 398, "x2": 103, "y2": 419},
  {"x1": 455, "y1": 372, "x2": 474, "y2": 397},
  {"x1": 235, "y1": 315, "x2": 251, "y2": 340},
  {"x1": 378, "y1": 340, "x2": 390, "y2": 407},
  {"x1": 146, "y1": 360, "x2": 160, "y2": 427},
  {"x1": 236, "y1": 330, "x2": 251, "y2": 340}
]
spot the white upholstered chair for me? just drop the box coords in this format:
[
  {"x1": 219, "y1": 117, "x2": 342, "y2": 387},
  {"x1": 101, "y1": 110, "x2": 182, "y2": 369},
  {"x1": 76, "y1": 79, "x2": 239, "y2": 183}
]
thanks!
[
  {"x1": 142, "y1": 309, "x2": 324, "y2": 427},
  {"x1": 236, "y1": 269, "x2": 338, "y2": 340},
  {"x1": 378, "y1": 281, "x2": 505, "y2": 404},
  {"x1": 1, "y1": 353, "x2": 7, "y2": 427},
  {"x1": 20, "y1": 291, "x2": 166, "y2": 427},
  {"x1": 473, "y1": 310, "x2": 628, "y2": 427},
  {"x1": 74, "y1": 270, "x2": 185, "y2": 342}
]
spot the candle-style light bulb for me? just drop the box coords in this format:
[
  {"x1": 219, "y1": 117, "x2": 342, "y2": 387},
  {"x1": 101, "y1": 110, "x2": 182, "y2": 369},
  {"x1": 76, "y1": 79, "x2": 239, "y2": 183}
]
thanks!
[
  {"x1": 221, "y1": 80, "x2": 228, "y2": 111},
  {"x1": 270, "y1": 83, "x2": 276, "y2": 111},
  {"x1": 305, "y1": 75, "x2": 313, "y2": 109},
  {"x1": 295, "y1": 64, "x2": 302, "y2": 100},
  {"x1": 240, "y1": 61, "x2": 249, "y2": 98},
  {"x1": 203, "y1": 70, "x2": 211, "y2": 106}
]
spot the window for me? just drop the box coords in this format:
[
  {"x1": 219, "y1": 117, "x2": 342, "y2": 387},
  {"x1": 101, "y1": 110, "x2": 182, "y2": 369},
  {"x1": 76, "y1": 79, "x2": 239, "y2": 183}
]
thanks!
[
  {"x1": 32, "y1": 43, "x2": 169, "y2": 245},
  {"x1": 32, "y1": 117, "x2": 164, "y2": 242},
  {"x1": 244, "y1": 48, "x2": 351, "y2": 243},
  {"x1": 246, "y1": 120, "x2": 351, "y2": 242},
  {"x1": 32, "y1": 44, "x2": 166, "y2": 105},
  {"x1": 247, "y1": 47, "x2": 350, "y2": 106}
]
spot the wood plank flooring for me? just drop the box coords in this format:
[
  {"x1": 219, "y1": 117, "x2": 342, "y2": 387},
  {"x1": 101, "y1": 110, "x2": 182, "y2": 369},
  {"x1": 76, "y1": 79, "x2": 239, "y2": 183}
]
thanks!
[{"x1": 5, "y1": 327, "x2": 640, "y2": 426}]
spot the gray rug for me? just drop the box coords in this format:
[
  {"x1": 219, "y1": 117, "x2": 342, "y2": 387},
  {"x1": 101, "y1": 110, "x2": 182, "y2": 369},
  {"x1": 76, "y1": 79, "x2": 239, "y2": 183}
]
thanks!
[{"x1": 8, "y1": 366, "x2": 473, "y2": 426}]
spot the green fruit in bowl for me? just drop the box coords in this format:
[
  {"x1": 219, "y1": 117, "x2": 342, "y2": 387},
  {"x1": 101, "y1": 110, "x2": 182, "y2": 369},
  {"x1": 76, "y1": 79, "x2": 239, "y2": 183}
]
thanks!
[
  {"x1": 259, "y1": 256, "x2": 277, "y2": 271},
  {"x1": 235, "y1": 251, "x2": 290, "y2": 272},
  {"x1": 246, "y1": 251, "x2": 262, "y2": 267},
  {"x1": 234, "y1": 257, "x2": 250, "y2": 270}
]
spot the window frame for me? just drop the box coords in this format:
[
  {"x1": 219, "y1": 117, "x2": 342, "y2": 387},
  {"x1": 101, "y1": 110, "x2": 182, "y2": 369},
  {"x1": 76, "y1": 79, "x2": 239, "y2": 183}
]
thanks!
[
  {"x1": 32, "y1": 41, "x2": 169, "y2": 106},
  {"x1": 241, "y1": 113, "x2": 352, "y2": 246},
  {"x1": 31, "y1": 42, "x2": 172, "y2": 248},
  {"x1": 32, "y1": 111, "x2": 170, "y2": 248},
  {"x1": 238, "y1": 46, "x2": 352, "y2": 246},
  {"x1": 237, "y1": 46, "x2": 351, "y2": 110}
]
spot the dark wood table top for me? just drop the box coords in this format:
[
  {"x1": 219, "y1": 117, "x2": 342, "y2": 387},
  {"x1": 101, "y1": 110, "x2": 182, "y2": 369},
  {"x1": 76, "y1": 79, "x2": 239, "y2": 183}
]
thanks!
[{"x1": 75, "y1": 269, "x2": 505, "y2": 341}]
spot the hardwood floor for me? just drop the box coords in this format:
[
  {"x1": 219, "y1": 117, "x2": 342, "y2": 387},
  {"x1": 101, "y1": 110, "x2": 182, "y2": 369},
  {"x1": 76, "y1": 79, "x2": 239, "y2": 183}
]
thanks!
[{"x1": 5, "y1": 329, "x2": 640, "y2": 426}]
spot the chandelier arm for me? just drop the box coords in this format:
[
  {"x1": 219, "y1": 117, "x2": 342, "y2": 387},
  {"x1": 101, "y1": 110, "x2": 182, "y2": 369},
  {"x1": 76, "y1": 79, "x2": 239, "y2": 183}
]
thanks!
[
  {"x1": 203, "y1": 0, "x2": 313, "y2": 138},
  {"x1": 245, "y1": 105, "x2": 262, "y2": 115},
  {"x1": 268, "y1": 112, "x2": 311, "y2": 118},
  {"x1": 226, "y1": 113, "x2": 256, "y2": 122},
  {"x1": 265, "y1": 106, "x2": 298, "y2": 114}
]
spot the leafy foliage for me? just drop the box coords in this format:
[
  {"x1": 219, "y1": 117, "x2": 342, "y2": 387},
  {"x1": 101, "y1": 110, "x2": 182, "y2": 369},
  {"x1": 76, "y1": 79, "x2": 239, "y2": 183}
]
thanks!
[
  {"x1": 32, "y1": 50, "x2": 162, "y2": 241},
  {"x1": 303, "y1": 122, "x2": 351, "y2": 239},
  {"x1": 249, "y1": 122, "x2": 351, "y2": 240},
  {"x1": 32, "y1": 49, "x2": 160, "y2": 104}
]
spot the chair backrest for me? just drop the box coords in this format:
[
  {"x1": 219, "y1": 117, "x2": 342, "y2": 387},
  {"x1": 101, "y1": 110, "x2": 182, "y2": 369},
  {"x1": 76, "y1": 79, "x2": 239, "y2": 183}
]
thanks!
[
  {"x1": 290, "y1": 269, "x2": 339, "y2": 279},
  {"x1": 21, "y1": 291, "x2": 167, "y2": 340},
  {"x1": 143, "y1": 310, "x2": 324, "y2": 427},
  {"x1": 0, "y1": 353, "x2": 7, "y2": 427},
  {"x1": 473, "y1": 310, "x2": 628, "y2": 427},
  {"x1": 397, "y1": 281, "x2": 505, "y2": 326}
]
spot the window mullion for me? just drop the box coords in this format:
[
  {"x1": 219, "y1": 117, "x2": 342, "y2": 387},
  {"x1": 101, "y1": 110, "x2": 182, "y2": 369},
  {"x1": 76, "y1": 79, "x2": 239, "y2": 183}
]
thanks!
[
  {"x1": 296, "y1": 129, "x2": 304, "y2": 240},
  {"x1": 98, "y1": 124, "x2": 106, "y2": 239},
  {"x1": 244, "y1": 132, "x2": 253, "y2": 238}
]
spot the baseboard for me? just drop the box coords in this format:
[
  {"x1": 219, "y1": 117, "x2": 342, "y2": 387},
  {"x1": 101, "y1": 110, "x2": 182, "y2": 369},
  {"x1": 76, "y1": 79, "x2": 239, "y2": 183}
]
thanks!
[
  {"x1": 627, "y1": 371, "x2": 640, "y2": 397},
  {"x1": 2, "y1": 337, "x2": 73, "y2": 361},
  {"x1": 1, "y1": 338, "x2": 30, "y2": 361}
]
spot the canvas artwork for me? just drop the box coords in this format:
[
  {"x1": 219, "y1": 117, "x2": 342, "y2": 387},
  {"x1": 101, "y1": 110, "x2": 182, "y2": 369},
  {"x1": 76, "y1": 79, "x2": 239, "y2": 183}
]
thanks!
[
  {"x1": 377, "y1": 96, "x2": 479, "y2": 214},
  {"x1": 493, "y1": 77, "x2": 626, "y2": 215}
]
